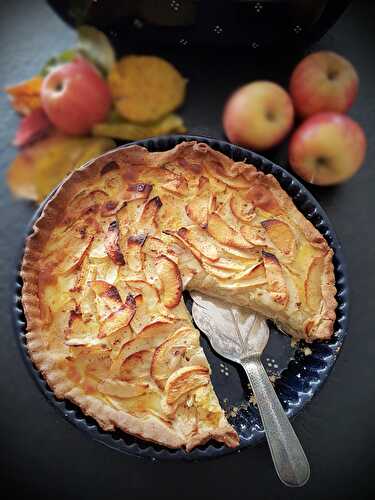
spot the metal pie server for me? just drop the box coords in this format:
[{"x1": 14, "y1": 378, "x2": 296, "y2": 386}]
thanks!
[{"x1": 191, "y1": 291, "x2": 310, "y2": 487}]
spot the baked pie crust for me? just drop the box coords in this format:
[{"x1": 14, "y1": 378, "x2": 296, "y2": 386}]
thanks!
[{"x1": 21, "y1": 141, "x2": 336, "y2": 450}]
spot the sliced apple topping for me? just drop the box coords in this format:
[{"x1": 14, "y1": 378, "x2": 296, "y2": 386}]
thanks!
[
  {"x1": 90, "y1": 280, "x2": 122, "y2": 319},
  {"x1": 98, "y1": 380, "x2": 149, "y2": 398},
  {"x1": 161, "y1": 174, "x2": 188, "y2": 195},
  {"x1": 205, "y1": 161, "x2": 249, "y2": 188},
  {"x1": 230, "y1": 193, "x2": 255, "y2": 223},
  {"x1": 104, "y1": 220, "x2": 125, "y2": 265},
  {"x1": 127, "y1": 233, "x2": 147, "y2": 272},
  {"x1": 151, "y1": 327, "x2": 197, "y2": 389},
  {"x1": 245, "y1": 183, "x2": 281, "y2": 215},
  {"x1": 207, "y1": 257, "x2": 245, "y2": 272},
  {"x1": 207, "y1": 213, "x2": 252, "y2": 249},
  {"x1": 217, "y1": 262, "x2": 267, "y2": 289},
  {"x1": 110, "y1": 318, "x2": 177, "y2": 374},
  {"x1": 63, "y1": 189, "x2": 108, "y2": 224},
  {"x1": 176, "y1": 226, "x2": 219, "y2": 262},
  {"x1": 100, "y1": 200, "x2": 127, "y2": 217},
  {"x1": 142, "y1": 236, "x2": 168, "y2": 256},
  {"x1": 165, "y1": 366, "x2": 210, "y2": 405},
  {"x1": 305, "y1": 256, "x2": 324, "y2": 311},
  {"x1": 208, "y1": 176, "x2": 226, "y2": 193},
  {"x1": 240, "y1": 224, "x2": 267, "y2": 246},
  {"x1": 261, "y1": 219, "x2": 296, "y2": 257},
  {"x1": 156, "y1": 255, "x2": 183, "y2": 308},
  {"x1": 262, "y1": 251, "x2": 288, "y2": 306},
  {"x1": 139, "y1": 196, "x2": 162, "y2": 230},
  {"x1": 185, "y1": 192, "x2": 210, "y2": 227},
  {"x1": 119, "y1": 349, "x2": 153, "y2": 382},
  {"x1": 123, "y1": 183, "x2": 152, "y2": 202},
  {"x1": 99, "y1": 294, "x2": 136, "y2": 338},
  {"x1": 235, "y1": 262, "x2": 266, "y2": 283},
  {"x1": 46, "y1": 219, "x2": 97, "y2": 274},
  {"x1": 201, "y1": 261, "x2": 236, "y2": 280},
  {"x1": 126, "y1": 280, "x2": 160, "y2": 309}
]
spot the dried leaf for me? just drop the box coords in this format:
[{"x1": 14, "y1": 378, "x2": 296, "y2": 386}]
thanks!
[
  {"x1": 78, "y1": 25, "x2": 115, "y2": 76},
  {"x1": 108, "y1": 55, "x2": 187, "y2": 123},
  {"x1": 4, "y1": 76, "x2": 43, "y2": 115},
  {"x1": 92, "y1": 113, "x2": 186, "y2": 141},
  {"x1": 7, "y1": 134, "x2": 115, "y2": 202}
]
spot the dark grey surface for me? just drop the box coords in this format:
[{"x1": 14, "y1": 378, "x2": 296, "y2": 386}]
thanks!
[{"x1": 0, "y1": 1, "x2": 374, "y2": 499}]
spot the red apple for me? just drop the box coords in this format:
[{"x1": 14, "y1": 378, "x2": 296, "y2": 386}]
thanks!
[
  {"x1": 290, "y1": 51, "x2": 359, "y2": 118},
  {"x1": 223, "y1": 81, "x2": 294, "y2": 150},
  {"x1": 41, "y1": 57, "x2": 111, "y2": 135},
  {"x1": 288, "y1": 112, "x2": 366, "y2": 186}
]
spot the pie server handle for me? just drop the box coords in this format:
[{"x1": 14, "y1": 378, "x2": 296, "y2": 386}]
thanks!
[{"x1": 242, "y1": 355, "x2": 310, "y2": 487}]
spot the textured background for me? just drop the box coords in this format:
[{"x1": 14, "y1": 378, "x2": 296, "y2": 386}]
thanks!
[{"x1": 0, "y1": 1, "x2": 374, "y2": 499}]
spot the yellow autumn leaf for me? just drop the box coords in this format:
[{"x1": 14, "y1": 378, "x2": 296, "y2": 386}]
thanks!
[
  {"x1": 108, "y1": 55, "x2": 187, "y2": 123},
  {"x1": 92, "y1": 113, "x2": 186, "y2": 141},
  {"x1": 4, "y1": 76, "x2": 43, "y2": 115},
  {"x1": 7, "y1": 134, "x2": 115, "y2": 202}
]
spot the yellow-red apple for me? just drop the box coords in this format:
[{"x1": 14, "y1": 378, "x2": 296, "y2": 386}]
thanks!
[
  {"x1": 223, "y1": 81, "x2": 294, "y2": 150},
  {"x1": 288, "y1": 112, "x2": 366, "y2": 186},
  {"x1": 290, "y1": 51, "x2": 359, "y2": 118},
  {"x1": 41, "y1": 57, "x2": 111, "y2": 135}
]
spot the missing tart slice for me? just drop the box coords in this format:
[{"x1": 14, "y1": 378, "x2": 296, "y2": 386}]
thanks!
[{"x1": 21, "y1": 141, "x2": 336, "y2": 450}]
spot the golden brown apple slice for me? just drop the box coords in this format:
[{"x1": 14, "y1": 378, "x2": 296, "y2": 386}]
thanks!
[
  {"x1": 177, "y1": 226, "x2": 219, "y2": 261},
  {"x1": 201, "y1": 261, "x2": 236, "y2": 279},
  {"x1": 142, "y1": 236, "x2": 169, "y2": 256},
  {"x1": 161, "y1": 174, "x2": 188, "y2": 195},
  {"x1": 245, "y1": 183, "x2": 281, "y2": 215},
  {"x1": 230, "y1": 193, "x2": 255, "y2": 223},
  {"x1": 110, "y1": 318, "x2": 177, "y2": 373},
  {"x1": 216, "y1": 262, "x2": 267, "y2": 289},
  {"x1": 127, "y1": 233, "x2": 147, "y2": 272},
  {"x1": 151, "y1": 327, "x2": 197, "y2": 389},
  {"x1": 126, "y1": 279, "x2": 160, "y2": 308},
  {"x1": 45, "y1": 219, "x2": 97, "y2": 274},
  {"x1": 156, "y1": 255, "x2": 183, "y2": 308},
  {"x1": 261, "y1": 219, "x2": 296, "y2": 257},
  {"x1": 165, "y1": 366, "x2": 210, "y2": 405},
  {"x1": 207, "y1": 213, "x2": 252, "y2": 249},
  {"x1": 63, "y1": 189, "x2": 108, "y2": 223},
  {"x1": 235, "y1": 262, "x2": 266, "y2": 284},
  {"x1": 119, "y1": 350, "x2": 153, "y2": 382},
  {"x1": 128, "y1": 293, "x2": 158, "y2": 334},
  {"x1": 123, "y1": 183, "x2": 152, "y2": 202},
  {"x1": 99, "y1": 294, "x2": 136, "y2": 337},
  {"x1": 207, "y1": 257, "x2": 245, "y2": 272},
  {"x1": 89, "y1": 280, "x2": 122, "y2": 319},
  {"x1": 185, "y1": 192, "x2": 210, "y2": 227},
  {"x1": 305, "y1": 256, "x2": 324, "y2": 311},
  {"x1": 205, "y1": 162, "x2": 249, "y2": 188},
  {"x1": 139, "y1": 196, "x2": 162, "y2": 229},
  {"x1": 262, "y1": 251, "x2": 288, "y2": 306},
  {"x1": 104, "y1": 220, "x2": 125, "y2": 265},
  {"x1": 143, "y1": 253, "x2": 163, "y2": 292},
  {"x1": 98, "y1": 380, "x2": 149, "y2": 398},
  {"x1": 240, "y1": 225, "x2": 267, "y2": 246},
  {"x1": 208, "y1": 176, "x2": 226, "y2": 193},
  {"x1": 100, "y1": 200, "x2": 127, "y2": 217}
]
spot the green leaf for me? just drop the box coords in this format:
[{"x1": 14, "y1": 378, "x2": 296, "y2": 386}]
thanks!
[
  {"x1": 40, "y1": 49, "x2": 77, "y2": 76},
  {"x1": 77, "y1": 25, "x2": 115, "y2": 76}
]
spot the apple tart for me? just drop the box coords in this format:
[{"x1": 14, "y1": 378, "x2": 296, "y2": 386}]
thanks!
[{"x1": 22, "y1": 141, "x2": 336, "y2": 450}]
